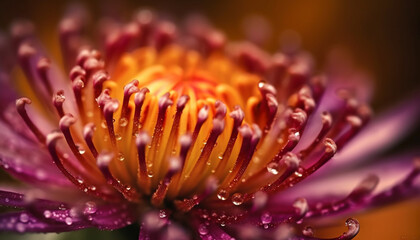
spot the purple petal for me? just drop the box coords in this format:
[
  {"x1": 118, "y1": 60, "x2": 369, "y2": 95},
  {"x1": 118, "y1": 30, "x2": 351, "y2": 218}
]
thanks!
[
  {"x1": 334, "y1": 95, "x2": 420, "y2": 167},
  {"x1": 270, "y1": 152, "x2": 418, "y2": 205},
  {"x1": 0, "y1": 211, "x2": 87, "y2": 233},
  {"x1": 0, "y1": 121, "x2": 72, "y2": 187}
]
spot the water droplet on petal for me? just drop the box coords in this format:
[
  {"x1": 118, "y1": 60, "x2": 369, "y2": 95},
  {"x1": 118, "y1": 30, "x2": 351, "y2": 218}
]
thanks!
[
  {"x1": 217, "y1": 189, "x2": 229, "y2": 201},
  {"x1": 116, "y1": 134, "x2": 122, "y2": 141},
  {"x1": 76, "y1": 144, "x2": 86, "y2": 155},
  {"x1": 84, "y1": 201, "x2": 97, "y2": 214},
  {"x1": 231, "y1": 193, "x2": 244, "y2": 205},
  {"x1": 19, "y1": 213, "x2": 29, "y2": 223},
  {"x1": 260, "y1": 212, "x2": 272, "y2": 224},
  {"x1": 65, "y1": 217, "x2": 73, "y2": 225},
  {"x1": 267, "y1": 162, "x2": 279, "y2": 175},
  {"x1": 199, "y1": 223, "x2": 209, "y2": 235},
  {"x1": 118, "y1": 152, "x2": 125, "y2": 161},
  {"x1": 159, "y1": 210, "x2": 167, "y2": 219},
  {"x1": 43, "y1": 210, "x2": 52, "y2": 218},
  {"x1": 302, "y1": 226, "x2": 314, "y2": 237},
  {"x1": 119, "y1": 118, "x2": 128, "y2": 127},
  {"x1": 16, "y1": 222, "x2": 25, "y2": 232}
]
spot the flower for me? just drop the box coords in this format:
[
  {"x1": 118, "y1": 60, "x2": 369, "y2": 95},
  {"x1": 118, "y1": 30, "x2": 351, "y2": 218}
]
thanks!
[{"x1": 0, "y1": 6, "x2": 419, "y2": 240}]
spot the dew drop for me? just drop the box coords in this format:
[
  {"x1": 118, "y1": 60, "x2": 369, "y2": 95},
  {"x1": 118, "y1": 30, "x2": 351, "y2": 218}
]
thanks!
[
  {"x1": 266, "y1": 162, "x2": 279, "y2": 175},
  {"x1": 218, "y1": 155, "x2": 223, "y2": 160},
  {"x1": 43, "y1": 210, "x2": 52, "y2": 218},
  {"x1": 198, "y1": 223, "x2": 209, "y2": 235},
  {"x1": 231, "y1": 193, "x2": 244, "y2": 206},
  {"x1": 77, "y1": 144, "x2": 86, "y2": 155},
  {"x1": 147, "y1": 171, "x2": 154, "y2": 178},
  {"x1": 159, "y1": 210, "x2": 167, "y2": 219},
  {"x1": 118, "y1": 152, "x2": 125, "y2": 161},
  {"x1": 65, "y1": 217, "x2": 73, "y2": 225},
  {"x1": 302, "y1": 226, "x2": 314, "y2": 237},
  {"x1": 16, "y1": 222, "x2": 25, "y2": 232},
  {"x1": 260, "y1": 212, "x2": 272, "y2": 224},
  {"x1": 217, "y1": 189, "x2": 229, "y2": 201},
  {"x1": 35, "y1": 169, "x2": 46, "y2": 180},
  {"x1": 84, "y1": 201, "x2": 97, "y2": 214},
  {"x1": 19, "y1": 213, "x2": 29, "y2": 223},
  {"x1": 115, "y1": 134, "x2": 122, "y2": 141},
  {"x1": 101, "y1": 120, "x2": 108, "y2": 129},
  {"x1": 119, "y1": 118, "x2": 128, "y2": 127}
]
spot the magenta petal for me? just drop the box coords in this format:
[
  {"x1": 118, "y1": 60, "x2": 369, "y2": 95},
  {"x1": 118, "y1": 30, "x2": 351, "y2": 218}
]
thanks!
[
  {"x1": 271, "y1": 152, "x2": 418, "y2": 204},
  {"x1": 333, "y1": 95, "x2": 420, "y2": 167},
  {"x1": 0, "y1": 190, "x2": 25, "y2": 208},
  {"x1": 0, "y1": 211, "x2": 87, "y2": 233},
  {"x1": 90, "y1": 204, "x2": 136, "y2": 230},
  {"x1": 198, "y1": 223, "x2": 233, "y2": 240}
]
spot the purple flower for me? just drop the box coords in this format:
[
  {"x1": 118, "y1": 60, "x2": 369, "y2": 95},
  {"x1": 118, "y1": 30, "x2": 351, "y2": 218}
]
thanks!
[{"x1": 0, "y1": 6, "x2": 419, "y2": 240}]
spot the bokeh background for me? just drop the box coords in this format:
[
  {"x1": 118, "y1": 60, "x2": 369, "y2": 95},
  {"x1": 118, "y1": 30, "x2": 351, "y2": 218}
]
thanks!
[{"x1": 0, "y1": 0, "x2": 419, "y2": 239}]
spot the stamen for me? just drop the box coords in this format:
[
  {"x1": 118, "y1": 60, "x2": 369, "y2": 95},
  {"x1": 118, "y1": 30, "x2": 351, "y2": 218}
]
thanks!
[
  {"x1": 299, "y1": 111, "x2": 332, "y2": 158},
  {"x1": 82, "y1": 57, "x2": 104, "y2": 78},
  {"x1": 16, "y1": 98, "x2": 45, "y2": 143},
  {"x1": 191, "y1": 102, "x2": 226, "y2": 176},
  {"x1": 83, "y1": 123, "x2": 98, "y2": 158},
  {"x1": 334, "y1": 115, "x2": 363, "y2": 150},
  {"x1": 214, "y1": 106, "x2": 244, "y2": 175},
  {"x1": 120, "y1": 80, "x2": 140, "y2": 125},
  {"x1": 287, "y1": 62, "x2": 309, "y2": 95},
  {"x1": 149, "y1": 93, "x2": 173, "y2": 164},
  {"x1": 151, "y1": 157, "x2": 182, "y2": 206},
  {"x1": 52, "y1": 90, "x2": 66, "y2": 118},
  {"x1": 189, "y1": 117, "x2": 225, "y2": 180},
  {"x1": 36, "y1": 58, "x2": 53, "y2": 96},
  {"x1": 96, "y1": 89, "x2": 112, "y2": 109},
  {"x1": 103, "y1": 99, "x2": 120, "y2": 148},
  {"x1": 72, "y1": 76, "x2": 85, "y2": 117},
  {"x1": 191, "y1": 105, "x2": 209, "y2": 144},
  {"x1": 46, "y1": 132, "x2": 118, "y2": 201},
  {"x1": 59, "y1": 114, "x2": 98, "y2": 172},
  {"x1": 162, "y1": 95, "x2": 190, "y2": 159},
  {"x1": 154, "y1": 21, "x2": 176, "y2": 51},
  {"x1": 92, "y1": 70, "x2": 109, "y2": 98},
  {"x1": 233, "y1": 42, "x2": 269, "y2": 74},
  {"x1": 179, "y1": 134, "x2": 193, "y2": 167},
  {"x1": 261, "y1": 152, "x2": 300, "y2": 194},
  {"x1": 59, "y1": 16, "x2": 86, "y2": 69},
  {"x1": 132, "y1": 88, "x2": 149, "y2": 136},
  {"x1": 310, "y1": 75, "x2": 326, "y2": 102},
  {"x1": 134, "y1": 9, "x2": 155, "y2": 46},
  {"x1": 287, "y1": 108, "x2": 307, "y2": 131},
  {"x1": 267, "y1": 53, "x2": 288, "y2": 88},
  {"x1": 96, "y1": 152, "x2": 140, "y2": 202},
  {"x1": 70, "y1": 65, "x2": 86, "y2": 82},
  {"x1": 225, "y1": 124, "x2": 261, "y2": 192},
  {"x1": 175, "y1": 176, "x2": 219, "y2": 212},
  {"x1": 136, "y1": 131, "x2": 151, "y2": 185}
]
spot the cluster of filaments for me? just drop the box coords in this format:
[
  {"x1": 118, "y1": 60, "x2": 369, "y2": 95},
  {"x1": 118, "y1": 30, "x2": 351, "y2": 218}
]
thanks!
[{"x1": 10, "y1": 10, "x2": 374, "y2": 233}]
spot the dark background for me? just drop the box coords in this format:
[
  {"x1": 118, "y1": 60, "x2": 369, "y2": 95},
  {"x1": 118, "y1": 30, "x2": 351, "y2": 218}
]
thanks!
[
  {"x1": 0, "y1": 0, "x2": 419, "y2": 110},
  {"x1": 0, "y1": 0, "x2": 419, "y2": 239}
]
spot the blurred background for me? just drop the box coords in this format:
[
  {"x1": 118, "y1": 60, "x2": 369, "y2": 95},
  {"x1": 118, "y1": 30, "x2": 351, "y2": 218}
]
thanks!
[{"x1": 0, "y1": 0, "x2": 419, "y2": 239}]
